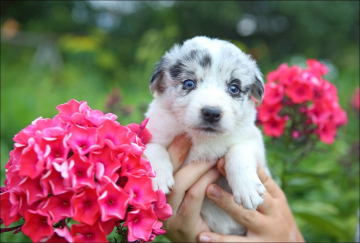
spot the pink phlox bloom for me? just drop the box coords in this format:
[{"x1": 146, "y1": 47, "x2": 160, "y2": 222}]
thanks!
[
  {"x1": 56, "y1": 99, "x2": 82, "y2": 117},
  {"x1": 67, "y1": 126, "x2": 101, "y2": 156},
  {"x1": 45, "y1": 227, "x2": 73, "y2": 243},
  {"x1": 266, "y1": 63, "x2": 289, "y2": 83},
  {"x1": 68, "y1": 153, "x2": 95, "y2": 190},
  {"x1": 315, "y1": 122, "x2": 337, "y2": 144},
  {"x1": 0, "y1": 191, "x2": 21, "y2": 226},
  {"x1": 73, "y1": 187, "x2": 100, "y2": 225},
  {"x1": 124, "y1": 207, "x2": 158, "y2": 242},
  {"x1": 70, "y1": 112, "x2": 94, "y2": 127},
  {"x1": 278, "y1": 65, "x2": 301, "y2": 86},
  {"x1": 18, "y1": 138, "x2": 47, "y2": 179},
  {"x1": 262, "y1": 114, "x2": 287, "y2": 137},
  {"x1": 70, "y1": 222, "x2": 108, "y2": 242},
  {"x1": 121, "y1": 154, "x2": 151, "y2": 177},
  {"x1": 5, "y1": 147, "x2": 23, "y2": 170},
  {"x1": 306, "y1": 59, "x2": 329, "y2": 77},
  {"x1": 84, "y1": 108, "x2": 118, "y2": 127},
  {"x1": 307, "y1": 102, "x2": 332, "y2": 125},
  {"x1": 17, "y1": 192, "x2": 42, "y2": 217},
  {"x1": 98, "y1": 219, "x2": 117, "y2": 235},
  {"x1": 18, "y1": 176, "x2": 48, "y2": 205},
  {"x1": 151, "y1": 220, "x2": 166, "y2": 236},
  {"x1": 126, "y1": 118, "x2": 152, "y2": 145},
  {"x1": 98, "y1": 182, "x2": 130, "y2": 221},
  {"x1": 124, "y1": 175, "x2": 157, "y2": 210},
  {"x1": 56, "y1": 100, "x2": 94, "y2": 127},
  {"x1": 263, "y1": 82, "x2": 284, "y2": 106},
  {"x1": 318, "y1": 80, "x2": 339, "y2": 104},
  {"x1": 97, "y1": 119, "x2": 131, "y2": 150},
  {"x1": 285, "y1": 77, "x2": 314, "y2": 104},
  {"x1": 332, "y1": 107, "x2": 348, "y2": 126},
  {"x1": 257, "y1": 102, "x2": 283, "y2": 122},
  {"x1": 94, "y1": 175, "x2": 113, "y2": 192},
  {"x1": 13, "y1": 123, "x2": 37, "y2": 147},
  {"x1": 142, "y1": 158, "x2": 156, "y2": 178},
  {"x1": 40, "y1": 191, "x2": 75, "y2": 222},
  {"x1": 41, "y1": 163, "x2": 71, "y2": 196},
  {"x1": 5, "y1": 166, "x2": 25, "y2": 193},
  {"x1": 90, "y1": 147, "x2": 121, "y2": 181},
  {"x1": 22, "y1": 210, "x2": 54, "y2": 242},
  {"x1": 37, "y1": 135, "x2": 69, "y2": 170},
  {"x1": 153, "y1": 190, "x2": 172, "y2": 220}
]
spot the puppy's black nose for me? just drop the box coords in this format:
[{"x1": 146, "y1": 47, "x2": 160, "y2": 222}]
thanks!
[{"x1": 201, "y1": 107, "x2": 222, "y2": 123}]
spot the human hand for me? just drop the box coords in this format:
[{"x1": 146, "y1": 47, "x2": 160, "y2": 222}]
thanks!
[
  {"x1": 163, "y1": 134, "x2": 221, "y2": 242},
  {"x1": 198, "y1": 159, "x2": 305, "y2": 242}
]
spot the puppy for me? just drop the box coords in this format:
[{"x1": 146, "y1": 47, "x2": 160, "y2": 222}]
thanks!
[{"x1": 144, "y1": 36, "x2": 269, "y2": 235}]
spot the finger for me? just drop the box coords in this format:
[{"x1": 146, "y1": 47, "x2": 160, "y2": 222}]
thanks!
[
  {"x1": 216, "y1": 158, "x2": 225, "y2": 176},
  {"x1": 256, "y1": 191, "x2": 273, "y2": 215},
  {"x1": 167, "y1": 160, "x2": 217, "y2": 213},
  {"x1": 257, "y1": 164, "x2": 284, "y2": 199},
  {"x1": 168, "y1": 134, "x2": 192, "y2": 172},
  {"x1": 206, "y1": 184, "x2": 266, "y2": 232},
  {"x1": 178, "y1": 168, "x2": 220, "y2": 216},
  {"x1": 198, "y1": 232, "x2": 256, "y2": 242}
]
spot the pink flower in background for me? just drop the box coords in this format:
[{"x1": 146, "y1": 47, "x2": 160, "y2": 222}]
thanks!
[
  {"x1": 266, "y1": 63, "x2": 288, "y2": 83},
  {"x1": 286, "y1": 78, "x2": 314, "y2": 103},
  {"x1": 306, "y1": 59, "x2": 329, "y2": 77},
  {"x1": 257, "y1": 102, "x2": 283, "y2": 122},
  {"x1": 263, "y1": 82, "x2": 284, "y2": 105},
  {"x1": 262, "y1": 114, "x2": 287, "y2": 137},
  {"x1": 257, "y1": 60, "x2": 347, "y2": 144},
  {"x1": 0, "y1": 99, "x2": 171, "y2": 242}
]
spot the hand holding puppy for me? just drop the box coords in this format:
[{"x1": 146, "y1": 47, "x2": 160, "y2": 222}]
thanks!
[{"x1": 164, "y1": 135, "x2": 305, "y2": 242}]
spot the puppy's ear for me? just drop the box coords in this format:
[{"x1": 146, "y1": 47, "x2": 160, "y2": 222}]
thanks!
[
  {"x1": 251, "y1": 68, "x2": 264, "y2": 103},
  {"x1": 150, "y1": 58, "x2": 166, "y2": 93}
]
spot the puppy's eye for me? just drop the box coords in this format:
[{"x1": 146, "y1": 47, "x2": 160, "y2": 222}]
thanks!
[
  {"x1": 183, "y1": 80, "x2": 196, "y2": 89},
  {"x1": 228, "y1": 85, "x2": 240, "y2": 94}
]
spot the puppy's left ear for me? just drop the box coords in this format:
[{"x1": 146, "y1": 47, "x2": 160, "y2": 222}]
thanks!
[
  {"x1": 150, "y1": 58, "x2": 166, "y2": 93},
  {"x1": 251, "y1": 68, "x2": 264, "y2": 103}
]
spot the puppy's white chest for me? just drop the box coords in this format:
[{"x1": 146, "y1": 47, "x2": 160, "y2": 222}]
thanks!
[{"x1": 184, "y1": 137, "x2": 230, "y2": 164}]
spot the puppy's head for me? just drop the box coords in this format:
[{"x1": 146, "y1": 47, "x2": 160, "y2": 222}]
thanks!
[{"x1": 149, "y1": 36, "x2": 264, "y2": 137}]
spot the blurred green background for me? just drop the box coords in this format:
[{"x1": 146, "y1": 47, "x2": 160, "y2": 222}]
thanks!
[{"x1": 1, "y1": 1, "x2": 359, "y2": 242}]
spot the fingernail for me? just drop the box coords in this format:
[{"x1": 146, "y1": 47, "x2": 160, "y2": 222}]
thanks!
[
  {"x1": 210, "y1": 185, "x2": 221, "y2": 198},
  {"x1": 199, "y1": 235, "x2": 211, "y2": 242}
]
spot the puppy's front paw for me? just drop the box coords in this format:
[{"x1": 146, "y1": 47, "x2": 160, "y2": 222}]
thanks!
[
  {"x1": 232, "y1": 178, "x2": 266, "y2": 210},
  {"x1": 151, "y1": 169, "x2": 175, "y2": 194}
]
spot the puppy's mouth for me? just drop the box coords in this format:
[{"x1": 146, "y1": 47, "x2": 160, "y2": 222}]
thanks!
[{"x1": 193, "y1": 125, "x2": 223, "y2": 133}]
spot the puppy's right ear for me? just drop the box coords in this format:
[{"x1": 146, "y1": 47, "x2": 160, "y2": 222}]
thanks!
[{"x1": 150, "y1": 58, "x2": 166, "y2": 93}]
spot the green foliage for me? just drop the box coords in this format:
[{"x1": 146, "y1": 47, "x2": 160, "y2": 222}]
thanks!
[{"x1": 1, "y1": 1, "x2": 358, "y2": 242}]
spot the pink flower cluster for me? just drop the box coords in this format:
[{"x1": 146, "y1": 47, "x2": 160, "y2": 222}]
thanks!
[
  {"x1": 0, "y1": 99, "x2": 172, "y2": 242},
  {"x1": 257, "y1": 59, "x2": 347, "y2": 144}
]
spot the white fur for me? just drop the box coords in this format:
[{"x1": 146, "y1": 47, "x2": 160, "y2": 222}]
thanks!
[{"x1": 144, "y1": 36, "x2": 269, "y2": 235}]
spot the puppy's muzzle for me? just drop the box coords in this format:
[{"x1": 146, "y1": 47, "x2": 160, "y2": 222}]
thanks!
[{"x1": 201, "y1": 107, "x2": 222, "y2": 123}]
